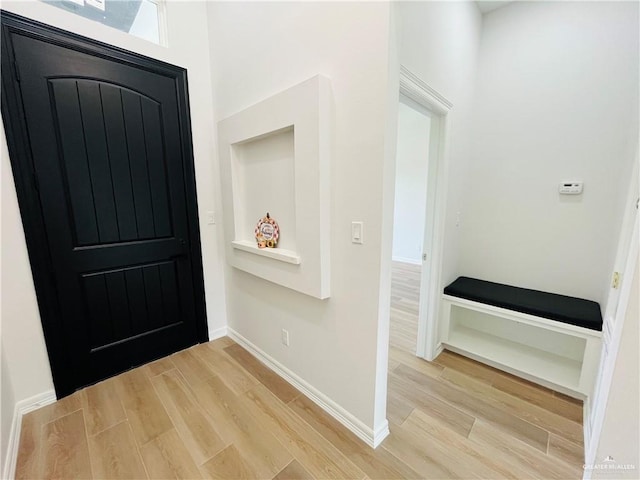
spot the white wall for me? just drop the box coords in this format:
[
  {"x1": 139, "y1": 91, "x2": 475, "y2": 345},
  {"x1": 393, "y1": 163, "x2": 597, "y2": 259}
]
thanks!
[
  {"x1": 459, "y1": 1, "x2": 639, "y2": 305},
  {"x1": 397, "y1": 0, "x2": 483, "y2": 287},
  {"x1": 0, "y1": 0, "x2": 227, "y2": 466},
  {"x1": 0, "y1": 338, "x2": 16, "y2": 475},
  {"x1": 1, "y1": 121, "x2": 55, "y2": 469},
  {"x1": 592, "y1": 258, "x2": 639, "y2": 478},
  {"x1": 392, "y1": 101, "x2": 430, "y2": 265},
  {"x1": 208, "y1": 1, "x2": 393, "y2": 433}
]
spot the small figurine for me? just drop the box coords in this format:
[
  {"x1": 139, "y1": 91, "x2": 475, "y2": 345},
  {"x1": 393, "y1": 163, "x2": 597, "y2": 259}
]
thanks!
[{"x1": 255, "y1": 212, "x2": 279, "y2": 248}]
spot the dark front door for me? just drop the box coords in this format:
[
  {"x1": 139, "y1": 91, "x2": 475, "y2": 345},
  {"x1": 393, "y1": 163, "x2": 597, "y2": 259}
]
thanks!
[{"x1": 1, "y1": 12, "x2": 208, "y2": 397}]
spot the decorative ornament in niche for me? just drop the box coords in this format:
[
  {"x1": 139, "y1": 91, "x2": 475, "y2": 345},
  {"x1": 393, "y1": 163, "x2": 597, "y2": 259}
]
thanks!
[{"x1": 255, "y1": 212, "x2": 279, "y2": 248}]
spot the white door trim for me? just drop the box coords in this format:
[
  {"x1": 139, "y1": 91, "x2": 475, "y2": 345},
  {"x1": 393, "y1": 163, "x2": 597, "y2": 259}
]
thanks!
[
  {"x1": 399, "y1": 66, "x2": 453, "y2": 361},
  {"x1": 399, "y1": 66, "x2": 453, "y2": 113},
  {"x1": 583, "y1": 155, "x2": 639, "y2": 475}
]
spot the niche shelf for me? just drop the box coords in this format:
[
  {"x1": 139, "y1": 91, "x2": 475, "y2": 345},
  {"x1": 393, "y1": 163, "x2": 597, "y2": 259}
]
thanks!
[
  {"x1": 218, "y1": 75, "x2": 332, "y2": 299},
  {"x1": 231, "y1": 240, "x2": 301, "y2": 265}
]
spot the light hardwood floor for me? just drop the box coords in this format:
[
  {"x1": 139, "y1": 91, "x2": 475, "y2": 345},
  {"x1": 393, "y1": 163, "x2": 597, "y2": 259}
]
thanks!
[
  {"x1": 387, "y1": 261, "x2": 584, "y2": 479},
  {"x1": 390, "y1": 261, "x2": 421, "y2": 354},
  {"x1": 15, "y1": 263, "x2": 584, "y2": 479}
]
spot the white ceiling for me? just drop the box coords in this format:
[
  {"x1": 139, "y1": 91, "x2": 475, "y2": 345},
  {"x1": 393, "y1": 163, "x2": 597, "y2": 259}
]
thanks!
[{"x1": 475, "y1": 1, "x2": 512, "y2": 14}]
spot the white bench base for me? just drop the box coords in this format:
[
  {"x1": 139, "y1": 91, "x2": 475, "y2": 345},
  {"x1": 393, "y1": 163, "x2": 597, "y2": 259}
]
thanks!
[{"x1": 440, "y1": 294, "x2": 602, "y2": 399}]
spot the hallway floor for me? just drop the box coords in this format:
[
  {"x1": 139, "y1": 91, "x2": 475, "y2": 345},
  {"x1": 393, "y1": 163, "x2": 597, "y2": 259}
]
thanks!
[
  {"x1": 14, "y1": 265, "x2": 584, "y2": 479},
  {"x1": 385, "y1": 261, "x2": 584, "y2": 478}
]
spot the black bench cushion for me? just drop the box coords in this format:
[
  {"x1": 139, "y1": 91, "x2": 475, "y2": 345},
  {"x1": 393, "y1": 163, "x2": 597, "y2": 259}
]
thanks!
[{"x1": 444, "y1": 277, "x2": 602, "y2": 331}]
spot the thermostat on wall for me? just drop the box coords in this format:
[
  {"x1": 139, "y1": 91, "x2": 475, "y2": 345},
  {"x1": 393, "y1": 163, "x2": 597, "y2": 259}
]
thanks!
[{"x1": 559, "y1": 181, "x2": 583, "y2": 195}]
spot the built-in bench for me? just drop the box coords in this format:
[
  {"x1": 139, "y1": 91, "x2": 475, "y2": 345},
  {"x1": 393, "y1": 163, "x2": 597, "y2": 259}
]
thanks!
[{"x1": 440, "y1": 277, "x2": 603, "y2": 399}]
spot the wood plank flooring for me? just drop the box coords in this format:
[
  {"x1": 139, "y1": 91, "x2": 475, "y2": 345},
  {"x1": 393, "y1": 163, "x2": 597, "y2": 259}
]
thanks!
[
  {"x1": 15, "y1": 262, "x2": 584, "y2": 479},
  {"x1": 390, "y1": 262, "x2": 421, "y2": 354},
  {"x1": 386, "y1": 262, "x2": 585, "y2": 479}
]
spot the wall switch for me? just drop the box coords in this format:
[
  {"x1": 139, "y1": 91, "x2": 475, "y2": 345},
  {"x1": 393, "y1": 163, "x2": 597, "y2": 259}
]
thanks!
[
  {"x1": 351, "y1": 221, "x2": 363, "y2": 244},
  {"x1": 281, "y1": 329, "x2": 290, "y2": 346},
  {"x1": 456, "y1": 211, "x2": 461, "y2": 227},
  {"x1": 207, "y1": 211, "x2": 215, "y2": 225}
]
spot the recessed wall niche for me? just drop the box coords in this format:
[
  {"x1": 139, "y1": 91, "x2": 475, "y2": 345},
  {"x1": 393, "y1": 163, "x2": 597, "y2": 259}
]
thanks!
[
  {"x1": 218, "y1": 75, "x2": 332, "y2": 299},
  {"x1": 232, "y1": 127, "x2": 297, "y2": 254}
]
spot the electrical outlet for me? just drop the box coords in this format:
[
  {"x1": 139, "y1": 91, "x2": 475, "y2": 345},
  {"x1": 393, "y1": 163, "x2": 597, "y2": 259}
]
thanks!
[
  {"x1": 206, "y1": 211, "x2": 215, "y2": 225},
  {"x1": 281, "y1": 329, "x2": 290, "y2": 346}
]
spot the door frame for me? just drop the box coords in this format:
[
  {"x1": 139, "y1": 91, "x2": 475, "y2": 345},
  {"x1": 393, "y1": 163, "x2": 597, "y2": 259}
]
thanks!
[
  {"x1": 398, "y1": 66, "x2": 453, "y2": 361},
  {"x1": 0, "y1": 11, "x2": 209, "y2": 397},
  {"x1": 584, "y1": 152, "x2": 639, "y2": 472}
]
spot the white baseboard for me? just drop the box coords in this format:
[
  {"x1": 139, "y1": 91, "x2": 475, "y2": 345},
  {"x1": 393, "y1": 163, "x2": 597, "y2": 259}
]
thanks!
[
  {"x1": 3, "y1": 390, "x2": 56, "y2": 480},
  {"x1": 208, "y1": 325, "x2": 228, "y2": 341},
  {"x1": 392, "y1": 256, "x2": 422, "y2": 266},
  {"x1": 372, "y1": 419, "x2": 390, "y2": 448},
  {"x1": 427, "y1": 342, "x2": 444, "y2": 362},
  {"x1": 582, "y1": 396, "x2": 593, "y2": 479},
  {"x1": 227, "y1": 328, "x2": 388, "y2": 448}
]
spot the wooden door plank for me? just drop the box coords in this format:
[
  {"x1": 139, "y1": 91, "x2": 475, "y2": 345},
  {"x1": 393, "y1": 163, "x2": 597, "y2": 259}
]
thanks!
[
  {"x1": 123, "y1": 268, "x2": 151, "y2": 334},
  {"x1": 49, "y1": 79, "x2": 100, "y2": 245},
  {"x1": 99, "y1": 84, "x2": 139, "y2": 241},
  {"x1": 120, "y1": 90, "x2": 155, "y2": 239},
  {"x1": 104, "y1": 270, "x2": 133, "y2": 341},
  {"x1": 140, "y1": 97, "x2": 172, "y2": 237},
  {"x1": 76, "y1": 80, "x2": 120, "y2": 243}
]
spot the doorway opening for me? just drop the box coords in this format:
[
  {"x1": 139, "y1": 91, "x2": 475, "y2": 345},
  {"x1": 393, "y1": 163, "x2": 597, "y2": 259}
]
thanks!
[
  {"x1": 389, "y1": 67, "x2": 452, "y2": 363},
  {"x1": 390, "y1": 96, "x2": 432, "y2": 355}
]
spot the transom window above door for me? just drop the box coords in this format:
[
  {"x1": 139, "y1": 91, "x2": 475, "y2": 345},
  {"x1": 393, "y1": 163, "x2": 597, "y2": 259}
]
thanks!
[{"x1": 43, "y1": 0, "x2": 164, "y2": 45}]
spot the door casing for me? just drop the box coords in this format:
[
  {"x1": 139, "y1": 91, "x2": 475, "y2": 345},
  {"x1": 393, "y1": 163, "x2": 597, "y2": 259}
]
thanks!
[
  {"x1": 0, "y1": 11, "x2": 209, "y2": 397},
  {"x1": 398, "y1": 65, "x2": 453, "y2": 362}
]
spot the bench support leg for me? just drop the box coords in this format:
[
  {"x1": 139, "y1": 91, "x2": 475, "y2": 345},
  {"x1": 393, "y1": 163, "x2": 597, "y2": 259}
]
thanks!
[{"x1": 579, "y1": 337, "x2": 603, "y2": 397}]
